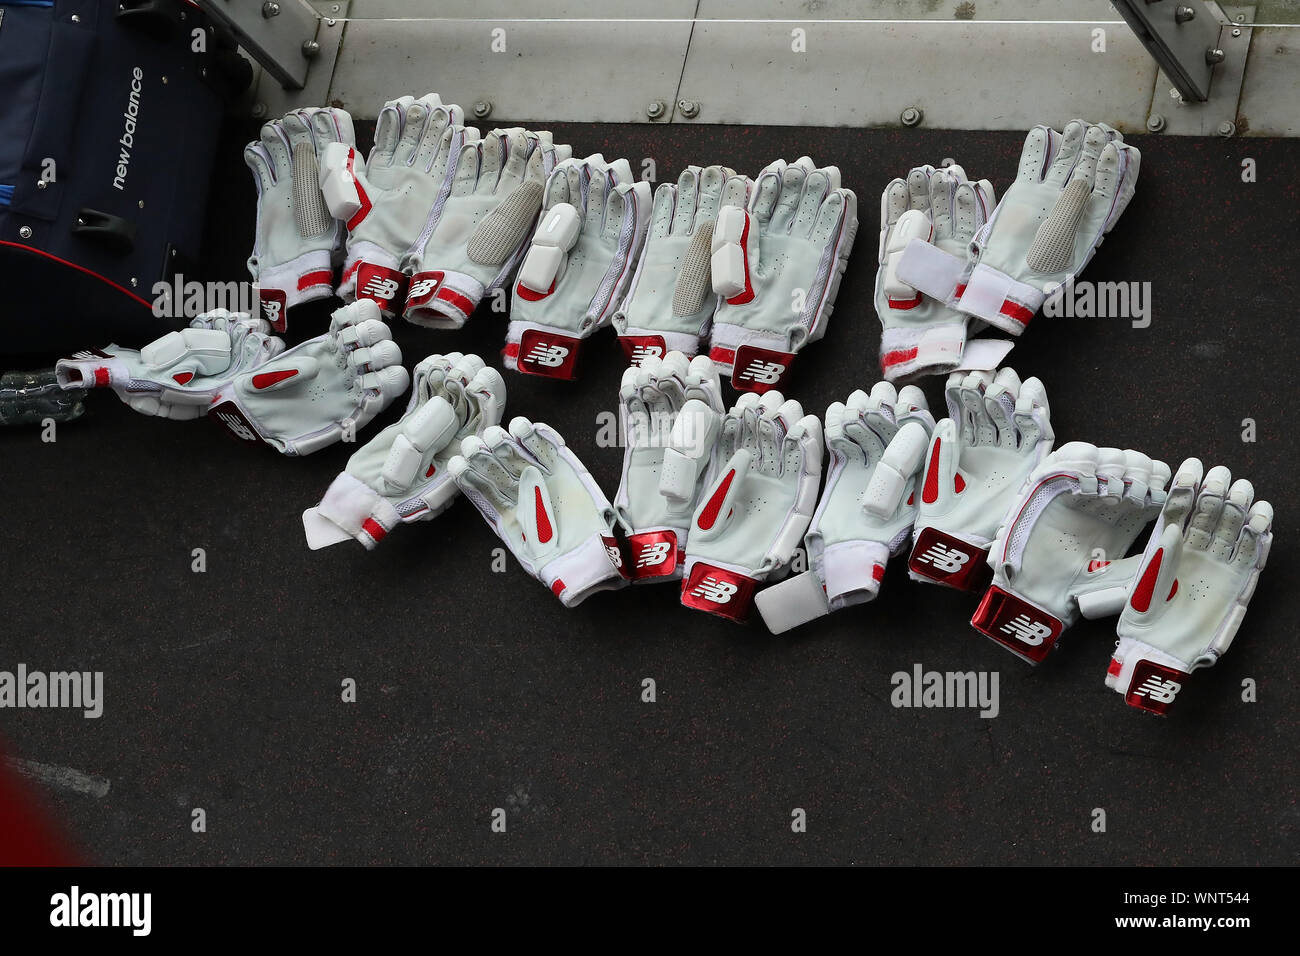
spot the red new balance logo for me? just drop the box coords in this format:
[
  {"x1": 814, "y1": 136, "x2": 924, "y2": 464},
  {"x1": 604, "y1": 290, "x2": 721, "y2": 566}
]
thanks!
[
  {"x1": 735, "y1": 360, "x2": 784, "y2": 385},
  {"x1": 636, "y1": 541, "x2": 672, "y2": 568},
  {"x1": 630, "y1": 343, "x2": 663, "y2": 362},
  {"x1": 1132, "y1": 675, "x2": 1181, "y2": 704},
  {"x1": 525, "y1": 342, "x2": 570, "y2": 368},
  {"x1": 1000, "y1": 614, "x2": 1052, "y2": 647},
  {"x1": 690, "y1": 576, "x2": 739, "y2": 604},
  {"x1": 916, "y1": 544, "x2": 970, "y2": 574}
]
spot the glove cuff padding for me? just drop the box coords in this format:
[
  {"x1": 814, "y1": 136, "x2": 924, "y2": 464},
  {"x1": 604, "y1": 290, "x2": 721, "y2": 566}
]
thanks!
[
  {"x1": 338, "y1": 241, "x2": 404, "y2": 310},
  {"x1": 1105, "y1": 637, "x2": 1191, "y2": 715},
  {"x1": 503, "y1": 321, "x2": 583, "y2": 380},
  {"x1": 970, "y1": 585, "x2": 1064, "y2": 664},
  {"x1": 680, "y1": 559, "x2": 760, "y2": 623},
  {"x1": 707, "y1": 321, "x2": 795, "y2": 393},
  {"x1": 756, "y1": 540, "x2": 889, "y2": 635},
  {"x1": 302, "y1": 470, "x2": 402, "y2": 550},
  {"x1": 540, "y1": 532, "x2": 629, "y2": 607},
  {"x1": 879, "y1": 323, "x2": 967, "y2": 381},
  {"x1": 617, "y1": 329, "x2": 703, "y2": 364},
  {"x1": 254, "y1": 250, "x2": 336, "y2": 328},
  {"x1": 404, "y1": 268, "x2": 485, "y2": 328},
  {"x1": 907, "y1": 526, "x2": 993, "y2": 591},
  {"x1": 955, "y1": 264, "x2": 1042, "y2": 334}
]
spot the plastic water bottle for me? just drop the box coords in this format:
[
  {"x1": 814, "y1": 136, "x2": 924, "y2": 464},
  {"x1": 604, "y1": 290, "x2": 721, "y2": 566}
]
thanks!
[{"x1": 0, "y1": 369, "x2": 85, "y2": 426}]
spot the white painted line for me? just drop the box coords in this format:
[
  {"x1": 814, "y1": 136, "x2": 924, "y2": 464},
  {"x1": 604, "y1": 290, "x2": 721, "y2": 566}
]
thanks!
[{"x1": 6, "y1": 757, "x2": 111, "y2": 798}]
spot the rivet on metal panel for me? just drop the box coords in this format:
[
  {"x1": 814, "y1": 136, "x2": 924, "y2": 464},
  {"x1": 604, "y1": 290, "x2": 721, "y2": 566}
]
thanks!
[
  {"x1": 1217, "y1": 121, "x2": 1236, "y2": 137},
  {"x1": 36, "y1": 180, "x2": 47, "y2": 190},
  {"x1": 678, "y1": 100, "x2": 701, "y2": 119},
  {"x1": 473, "y1": 101, "x2": 493, "y2": 120},
  {"x1": 1175, "y1": 5, "x2": 1196, "y2": 23},
  {"x1": 1205, "y1": 48, "x2": 1225, "y2": 64},
  {"x1": 1146, "y1": 114, "x2": 1166, "y2": 132},
  {"x1": 900, "y1": 107, "x2": 923, "y2": 127},
  {"x1": 646, "y1": 100, "x2": 666, "y2": 120},
  {"x1": 130, "y1": 277, "x2": 139, "y2": 287},
  {"x1": 262, "y1": 2, "x2": 280, "y2": 18},
  {"x1": 1231, "y1": 28, "x2": 1241, "y2": 37},
  {"x1": 18, "y1": 226, "x2": 32, "y2": 240},
  {"x1": 71, "y1": 14, "x2": 80, "y2": 22},
  {"x1": 302, "y1": 40, "x2": 321, "y2": 58}
]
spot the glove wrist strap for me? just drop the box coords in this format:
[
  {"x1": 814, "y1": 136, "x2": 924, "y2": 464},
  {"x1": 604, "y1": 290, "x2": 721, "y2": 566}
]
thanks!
[
  {"x1": 908, "y1": 527, "x2": 994, "y2": 591},
  {"x1": 625, "y1": 529, "x2": 685, "y2": 581},
  {"x1": 895, "y1": 237, "x2": 967, "y2": 305},
  {"x1": 503, "y1": 322, "x2": 583, "y2": 379},
  {"x1": 1106, "y1": 638, "x2": 1191, "y2": 716},
  {"x1": 880, "y1": 325, "x2": 966, "y2": 381},
  {"x1": 542, "y1": 533, "x2": 629, "y2": 608},
  {"x1": 680, "y1": 560, "x2": 760, "y2": 622},
  {"x1": 255, "y1": 251, "x2": 335, "y2": 329},
  {"x1": 971, "y1": 585, "x2": 1064, "y2": 664},
  {"x1": 403, "y1": 269, "x2": 484, "y2": 328},
  {"x1": 956, "y1": 264, "x2": 1042, "y2": 335},
  {"x1": 617, "y1": 329, "x2": 702, "y2": 363}
]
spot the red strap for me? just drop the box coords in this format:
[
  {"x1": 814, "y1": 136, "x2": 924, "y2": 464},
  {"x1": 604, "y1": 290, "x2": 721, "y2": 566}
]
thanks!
[
  {"x1": 908, "y1": 527, "x2": 992, "y2": 592},
  {"x1": 680, "y1": 563, "x2": 757, "y2": 622},
  {"x1": 970, "y1": 586, "x2": 1063, "y2": 664}
]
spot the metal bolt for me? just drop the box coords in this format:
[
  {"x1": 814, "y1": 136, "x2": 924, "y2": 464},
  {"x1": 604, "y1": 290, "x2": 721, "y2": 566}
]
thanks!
[
  {"x1": 325, "y1": 18, "x2": 337, "y2": 27},
  {"x1": 678, "y1": 99, "x2": 700, "y2": 119},
  {"x1": 331, "y1": 3, "x2": 341, "y2": 11},
  {"x1": 71, "y1": 14, "x2": 80, "y2": 22},
  {"x1": 646, "y1": 100, "x2": 666, "y2": 120},
  {"x1": 138, "y1": 200, "x2": 145, "y2": 209},
  {"x1": 1205, "y1": 47, "x2": 1225, "y2": 65},
  {"x1": 262, "y1": 2, "x2": 280, "y2": 18},
  {"x1": 473, "y1": 101, "x2": 493, "y2": 120},
  {"x1": 130, "y1": 277, "x2": 138, "y2": 288},
  {"x1": 1175, "y1": 5, "x2": 1195, "y2": 23},
  {"x1": 302, "y1": 39, "x2": 321, "y2": 58},
  {"x1": 1217, "y1": 121, "x2": 1236, "y2": 137},
  {"x1": 1231, "y1": 28, "x2": 1241, "y2": 37},
  {"x1": 900, "y1": 106, "x2": 923, "y2": 127},
  {"x1": 1236, "y1": 13, "x2": 1245, "y2": 22},
  {"x1": 161, "y1": 75, "x2": 168, "y2": 84},
  {"x1": 252, "y1": 102, "x2": 268, "y2": 118},
  {"x1": 36, "y1": 180, "x2": 47, "y2": 190},
  {"x1": 1146, "y1": 113, "x2": 1166, "y2": 133},
  {"x1": 18, "y1": 226, "x2": 32, "y2": 240}
]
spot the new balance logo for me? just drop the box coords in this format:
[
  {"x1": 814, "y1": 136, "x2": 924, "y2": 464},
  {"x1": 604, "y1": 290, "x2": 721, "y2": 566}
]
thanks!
[
  {"x1": 407, "y1": 277, "x2": 439, "y2": 300},
  {"x1": 690, "y1": 576, "x2": 738, "y2": 603},
  {"x1": 214, "y1": 410, "x2": 257, "y2": 442},
  {"x1": 735, "y1": 360, "x2": 784, "y2": 385},
  {"x1": 631, "y1": 344, "x2": 663, "y2": 362},
  {"x1": 360, "y1": 276, "x2": 401, "y2": 300},
  {"x1": 916, "y1": 544, "x2": 970, "y2": 575},
  {"x1": 261, "y1": 300, "x2": 282, "y2": 323},
  {"x1": 525, "y1": 343, "x2": 570, "y2": 368},
  {"x1": 1132, "y1": 675, "x2": 1181, "y2": 704},
  {"x1": 636, "y1": 541, "x2": 672, "y2": 568},
  {"x1": 604, "y1": 544, "x2": 623, "y2": 568},
  {"x1": 1000, "y1": 614, "x2": 1052, "y2": 647}
]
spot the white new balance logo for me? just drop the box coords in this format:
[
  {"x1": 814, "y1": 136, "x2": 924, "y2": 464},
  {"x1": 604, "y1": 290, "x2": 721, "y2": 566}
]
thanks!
[
  {"x1": 261, "y1": 301, "x2": 281, "y2": 322},
  {"x1": 631, "y1": 344, "x2": 663, "y2": 362},
  {"x1": 407, "y1": 277, "x2": 438, "y2": 299},
  {"x1": 525, "y1": 343, "x2": 570, "y2": 367},
  {"x1": 690, "y1": 576, "x2": 738, "y2": 603},
  {"x1": 1132, "y1": 676, "x2": 1181, "y2": 703},
  {"x1": 360, "y1": 276, "x2": 400, "y2": 300},
  {"x1": 916, "y1": 544, "x2": 969, "y2": 575},
  {"x1": 1000, "y1": 614, "x2": 1052, "y2": 646},
  {"x1": 736, "y1": 360, "x2": 783, "y2": 384},
  {"x1": 605, "y1": 544, "x2": 623, "y2": 568},
  {"x1": 637, "y1": 541, "x2": 672, "y2": 568},
  {"x1": 215, "y1": 411, "x2": 257, "y2": 442}
]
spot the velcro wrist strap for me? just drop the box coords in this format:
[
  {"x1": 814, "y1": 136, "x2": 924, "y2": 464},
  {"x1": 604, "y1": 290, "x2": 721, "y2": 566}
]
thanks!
[
  {"x1": 908, "y1": 527, "x2": 993, "y2": 591},
  {"x1": 880, "y1": 325, "x2": 966, "y2": 381},
  {"x1": 403, "y1": 269, "x2": 484, "y2": 328},
  {"x1": 618, "y1": 329, "x2": 702, "y2": 363},
  {"x1": 895, "y1": 235, "x2": 967, "y2": 304},
  {"x1": 955, "y1": 337, "x2": 1016, "y2": 373},
  {"x1": 256, "y1": 251, "x2": 335, "y2": 330},
  {"x1": 303, "y1": 472, "x2": 400, "y2": 551},
  {"x1": 970, "y1": 585, "x2": 1063, "y2": 664},
  {"x1": 542, "y1": 533, "x2": 629, "y2": 607},
  {"x1": 503, "y1": 325, "x2": 583, "y2": 379},
  {"x1": 956, "y1": 264, "x2": 1042, "y2": 335},
  {"x1": 681, "y1": 561, "x2": 759, "y2": 622},
  {"x1": 1116, "y1": 657, "x2": 1190, "y2": 716},
  {"x1": 754, "y1": 570, "x2": 831, "y2": 634},
  {"x1": 626, "y1": 530, "x2": 684, "y2": 580},
  {"x1": 821, "y1": 539, "x2": 890, "y2": 607}
]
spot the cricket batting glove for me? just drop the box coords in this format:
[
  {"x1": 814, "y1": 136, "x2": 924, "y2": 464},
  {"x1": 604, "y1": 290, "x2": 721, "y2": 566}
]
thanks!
[
  {"x1": 708, "y1": 158, "x2": 857, "y2": 392},
  {"x1": 449, "y1": 417, "x2": 629, "y2": 607},
  {"x1": 244, "y1": 107, "x2": 356, "y2": 330},
  {"x1": 208, "y1": 299, "x2": 409, "y2": 455},
  {"x1": 505, "y1": 155, "x2": 651, "y2": 379},
  {"x1": 319, "y1": 93, "x2": 467, "y2": 314},
  {"x1": 877, "y1": 164, "x2": 1013, "y2": 380},
  {"x1": 55, "y1": 311, "x2": 284, "y2": 419},
  {"x1": 302, "y1": 352, "x2": 506, "y2": 550},
  {"x1": 680, "y1": 391, "x2": 824, "y2": 622},
  {"x1": 971, "y1": 443, "x2": 1171, "y2": 663},
  {"x1": 1108, "y1": 459, "x2": 1273, "y2": 715},
  {"x1": 611, "y1": 165, "x2": 733, "y2": 362},
  {"x1": 402, "y1": 128, "x2": 571, "y2": 329},
  {"x1": 948, "y1": 120, "x2": 1140, "y2": 334},
  {"x1": 756, "y1": 383, "x2": 933, "y2": 634},
  {"x1": 613, "y1": 351, "x2": 725, "y2": 581},
  {"x1": 908, "y1": 368, "x2": 1053, "y2": 591}
]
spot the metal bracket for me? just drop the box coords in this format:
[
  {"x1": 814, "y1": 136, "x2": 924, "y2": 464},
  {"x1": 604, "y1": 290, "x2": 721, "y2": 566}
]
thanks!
[
  {"x1": 1147, "y1": 4, "x2": 1253, "y2": 136},
  {"x1": 1111, "y1": 0, "x2": 1226, "y2": 102},
  {"x1": 194, "y1": 0, "x2": 321, "y2": 91}
]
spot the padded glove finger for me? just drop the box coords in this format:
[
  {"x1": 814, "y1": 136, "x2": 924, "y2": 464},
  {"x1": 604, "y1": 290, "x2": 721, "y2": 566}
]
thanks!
[
  {"x1": 56, "y1": 310, "x2": 284, "y2": 420},
  {"x1": 303, "y1": 352, "x2": 506, "y2": 549},
  {"x1": 1107, "y1": 459, "x2": 1273, "y2": 714},
  {"x1": 449, "y1": 417, "x2": 628, "y2": 606},
  {"x1": 209, "y1": 299, "x2": 409, "y2": 455},
  {"x1": 504, "y1": 156, "x2": 652, "y2": 379}
]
